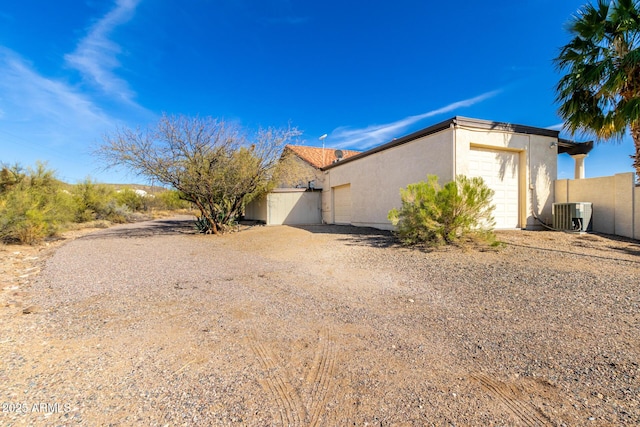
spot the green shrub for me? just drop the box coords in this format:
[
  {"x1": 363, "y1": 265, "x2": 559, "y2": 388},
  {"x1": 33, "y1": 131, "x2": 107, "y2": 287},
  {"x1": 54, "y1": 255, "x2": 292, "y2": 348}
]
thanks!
[
  {"x1": 0, "y1": 163, "x2": 25, "y2": 193},
  {"x1": 114, "y1": 188, "x2": 146, "y2": 212},
  {"x1": 148, "y1": 189, "x2": 191, "y2": 211},
  {"x1": 0, "y1": 162, "x2": 193, "y2": 244},
  {"x1": 71, "y1": 179, "x2": 117, "y2": 222},
  {"x1": 0, "y1": 163, "x2": 75, "y2": 244},
  {"x1": 388, "y1": 175, "x2": 496, "y2": 246}
]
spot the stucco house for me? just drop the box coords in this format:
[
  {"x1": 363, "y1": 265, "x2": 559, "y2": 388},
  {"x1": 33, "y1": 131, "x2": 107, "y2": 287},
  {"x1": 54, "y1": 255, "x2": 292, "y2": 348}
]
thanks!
[
  {"x1": 321, "y1": 116, "x2": 592, "y2": 230},
  {"x1": 244, "y1": 145, "x2": 360, "y2": 225},
  {"x1": 278, "y1": 145, "x2": 361, "y2": 189}
]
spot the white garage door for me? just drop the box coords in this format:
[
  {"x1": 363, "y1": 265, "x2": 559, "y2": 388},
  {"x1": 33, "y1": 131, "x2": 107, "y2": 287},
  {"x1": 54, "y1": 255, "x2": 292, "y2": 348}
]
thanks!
[
  {"x1": 333, "y1": 184, "x2": 352, "y2": 225},
  {"x1": 467, "y1": 147, "x2": 519, "y2": 229}
]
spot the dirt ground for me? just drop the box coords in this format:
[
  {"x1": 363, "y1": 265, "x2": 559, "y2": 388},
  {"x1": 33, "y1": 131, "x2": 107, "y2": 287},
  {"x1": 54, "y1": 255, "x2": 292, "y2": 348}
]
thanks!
[{"x1": 1, "y1": 217, "x2": 639, "y2": 426}]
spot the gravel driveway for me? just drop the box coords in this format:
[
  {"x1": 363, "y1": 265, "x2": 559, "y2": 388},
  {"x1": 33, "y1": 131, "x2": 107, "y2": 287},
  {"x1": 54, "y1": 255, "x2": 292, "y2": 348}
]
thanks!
[{"x1": 1, "y1": 216, "x2": 639, "y2": 426}]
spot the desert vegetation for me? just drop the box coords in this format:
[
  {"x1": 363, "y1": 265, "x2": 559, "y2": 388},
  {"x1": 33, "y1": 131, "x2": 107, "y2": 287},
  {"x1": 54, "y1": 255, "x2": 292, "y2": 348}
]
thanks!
[
  {"x1": 0, "y1": 162, "x2": 190, "y2": 244},
  {"x1": 388, "y1": 174, "x2": 497, "y2": 246},
  {"x1": 97, "y1": 114, "x2": 301, "y2": 234}
]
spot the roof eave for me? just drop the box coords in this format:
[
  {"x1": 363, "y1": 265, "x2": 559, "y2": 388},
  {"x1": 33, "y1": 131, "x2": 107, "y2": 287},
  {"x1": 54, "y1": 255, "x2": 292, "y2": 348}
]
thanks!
[
  {"x1": 322, "y1": 116, "x2": 568, "y2": 170},
  {"x1": 558, "y1": 138, "x2": 594, "y2": 155},
  {"x1": 453, "y1": 116, "x2": 560, "y2": 138},
  {"x1": 322, "y1": 117, "x2": 456, "y2": 170}
]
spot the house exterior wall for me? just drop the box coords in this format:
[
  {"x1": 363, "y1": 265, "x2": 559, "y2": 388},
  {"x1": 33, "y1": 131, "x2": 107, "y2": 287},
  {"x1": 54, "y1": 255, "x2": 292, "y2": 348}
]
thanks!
[
  {"x1": 323, "y1": 124, "x2": 559, "y2": 231},
  {"x1": 322, "y1": 129, "x2": 454, "y2": 229},
  {"x1": 278, "y1": 156, "x2": 324, "y2": 189},
  {"x1": 555, "y1": 172, "x2": 637, "y2": 238},
  {"x1": 267, "y1": 190, "x2": 322, "y2": 225},
  {"x1": 635, "y1": 185, "x2": 640, "y2": 239},
  {"x1": 245, "y1": 189, "x2": 322, "y2": 225},
  {"x1": 244, "y1": 194, "x2": 268, "y2": 223},
  {"x1": 454, "y1": 127, "x2": 558, "y2": 229}
]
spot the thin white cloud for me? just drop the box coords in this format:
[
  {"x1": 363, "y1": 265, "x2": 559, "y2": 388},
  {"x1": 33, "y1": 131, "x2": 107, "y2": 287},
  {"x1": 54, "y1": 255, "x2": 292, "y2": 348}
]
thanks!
[
  {"x1": 0, "y1": 47, "x2": 132, "y2": 180},
  {"x1": 0, "y1": 46, "x2": 158, "y2": 182},
  {"x1": 547, "y1": 122, "x2": 565, "y2": 131},
  {"x1": 330, "y1": 90, "x2": 502, "y2": 150},
  {"x1": 0, "y1": 47, "x2": 110, "y2": 133},
  {"x1": 65, "y1": 0, "x2": 141, "y2": 104}
]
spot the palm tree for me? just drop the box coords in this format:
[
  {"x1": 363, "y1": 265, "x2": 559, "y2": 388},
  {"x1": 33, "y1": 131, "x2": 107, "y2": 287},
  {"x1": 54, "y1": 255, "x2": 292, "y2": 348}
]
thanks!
[{"x1": 555, "y1": 0, "x2": 640, "y2": 179}]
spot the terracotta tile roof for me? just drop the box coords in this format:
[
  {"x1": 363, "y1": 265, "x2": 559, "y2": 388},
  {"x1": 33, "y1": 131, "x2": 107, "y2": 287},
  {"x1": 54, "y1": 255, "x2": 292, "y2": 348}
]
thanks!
[{"x1": 285, "y1": 145, "x2": 361, "y2": 168}]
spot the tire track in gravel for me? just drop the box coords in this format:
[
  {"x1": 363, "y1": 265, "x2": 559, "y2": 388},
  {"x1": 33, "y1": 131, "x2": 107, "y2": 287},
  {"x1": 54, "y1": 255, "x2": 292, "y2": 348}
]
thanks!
[
  {"x1": 247, "y1": 328, "x2": 306, "y2": 425},
  {"x1": 248, "y1": 326, "x2": 340, "y2": 426},
  {"x1": 471, "y1": 373, "x2": 553, "y2": 426},
  {"x1": 305, "y1": 326, "x2": 337, "y2": 427}
]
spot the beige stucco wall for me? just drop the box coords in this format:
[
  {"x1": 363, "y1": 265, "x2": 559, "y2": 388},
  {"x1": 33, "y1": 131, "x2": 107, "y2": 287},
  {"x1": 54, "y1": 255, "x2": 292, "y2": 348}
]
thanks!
[
  {"x1": 635, "y1": 185, "x2": 640, "y2": 239},
  {"x1": 555, "y1": 176, "x2": 616, "y2": 234},
  {"x1": 323, "y1": 128, "x2": 455, "y2": 229},
  {"x1": 615, "y1": 174, "x2": 635, "y2": 238},
  {"x1": 555, "y1": 180, "x2": 568, "y2": 203},
  {"x1": 454, "y1": 126, "x2": 558, "y2": 229},
  {"x1": 245, "y1": 190, "x2": 322, "y2": 225},
  {"x1": 267, "y1": 190, "x2": 322, "y2": 225},
  {"x1": 554, "y1": 173, "x2": 637, "y2": 238},
  {"x1": 244, "y1": 194, "x2": 268, "y2": 223}
]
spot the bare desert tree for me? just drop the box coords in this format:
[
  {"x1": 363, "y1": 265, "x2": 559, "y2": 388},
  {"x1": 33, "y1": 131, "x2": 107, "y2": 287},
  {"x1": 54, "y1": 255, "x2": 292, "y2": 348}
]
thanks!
[{"x1": 97, "y1": 114, "x2": 300, "y2": 234}]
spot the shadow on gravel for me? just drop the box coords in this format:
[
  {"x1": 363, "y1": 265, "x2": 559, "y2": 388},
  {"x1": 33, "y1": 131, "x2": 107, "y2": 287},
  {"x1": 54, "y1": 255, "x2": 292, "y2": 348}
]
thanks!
[
  {"x1": 291, "y1": 224, "x2": 398, "y2": 248},
  {"x1": 600, "y1": 234, "x2": 640, "y2": 257},
  {"x1": 79, "y1": 217, "x2": 197, "y2": 240},
  {"x1": 506, "y1": 241, "x2": 640, "y2": 264},
  {"x1": 611, "y1": 245, "x2": 640, "y2": 257}
]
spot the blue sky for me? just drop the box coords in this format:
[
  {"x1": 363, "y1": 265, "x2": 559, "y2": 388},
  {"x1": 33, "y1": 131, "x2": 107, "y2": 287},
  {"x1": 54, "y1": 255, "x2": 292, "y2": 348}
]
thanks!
[{"x1": 0, "y1": 0, "x2": 636, "y2": 183}]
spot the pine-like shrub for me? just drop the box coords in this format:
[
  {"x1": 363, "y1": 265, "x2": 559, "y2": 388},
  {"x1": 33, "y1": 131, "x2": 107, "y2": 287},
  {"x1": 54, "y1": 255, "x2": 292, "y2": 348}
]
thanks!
[{"x1": 388, "y1": 175, "x2": 496, "y2": 246}]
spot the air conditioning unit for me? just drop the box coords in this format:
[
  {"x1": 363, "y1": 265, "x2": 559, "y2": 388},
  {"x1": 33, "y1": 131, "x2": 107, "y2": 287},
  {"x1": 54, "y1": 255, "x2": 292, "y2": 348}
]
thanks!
[{"x1": 552, "y1": 202, "x2": 593, "y2": 232}]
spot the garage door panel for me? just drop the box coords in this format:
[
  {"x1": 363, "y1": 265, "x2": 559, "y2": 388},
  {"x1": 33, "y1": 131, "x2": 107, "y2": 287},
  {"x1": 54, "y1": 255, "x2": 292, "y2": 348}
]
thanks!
[
  {"x1": 333, "y1": 184, "x2": 352, "y2": 225},
  {"x1": 468, "y1": 148, "x2": 519, "y2": 229}
]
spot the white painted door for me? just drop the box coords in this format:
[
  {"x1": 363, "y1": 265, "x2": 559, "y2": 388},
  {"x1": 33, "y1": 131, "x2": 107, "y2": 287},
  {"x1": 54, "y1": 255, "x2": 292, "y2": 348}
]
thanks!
[
  {"x1": 333, "y1": 184, "x2": 352, "y2": 225},
  {"x1": 467, "y1": 147, "x2": 519, "y2": 229}
]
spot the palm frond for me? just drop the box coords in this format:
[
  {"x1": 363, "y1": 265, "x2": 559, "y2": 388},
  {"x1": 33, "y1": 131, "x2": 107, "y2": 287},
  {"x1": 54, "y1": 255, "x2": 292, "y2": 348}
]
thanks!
[{"x1": 556, "y1": 2, "x2": 640, "y2": 142}]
